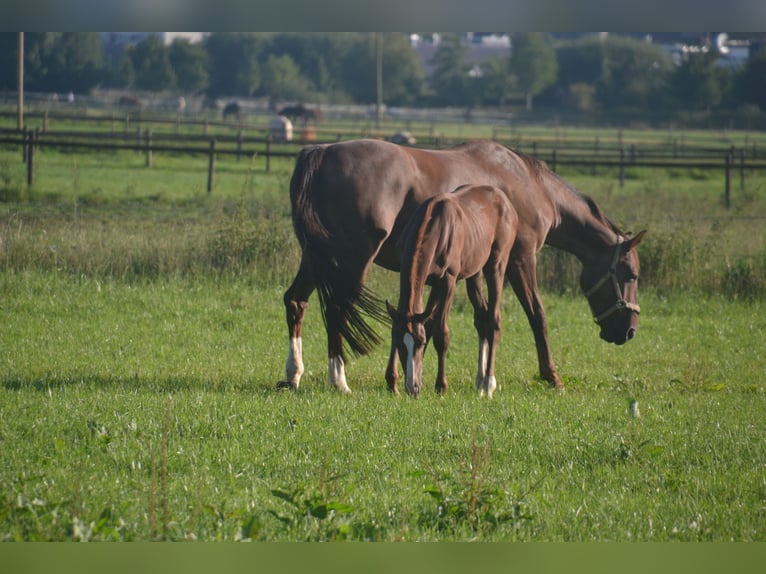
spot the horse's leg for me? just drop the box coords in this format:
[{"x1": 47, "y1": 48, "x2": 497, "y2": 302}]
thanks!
[
  {"x1": 480, "y1": 261, "x2": 505, "y2": 398},
  {"x1": 325, "y1": 256, "x2": 380, "y2": 395},
  {"x1": 465, "y1": 273, "x2": 489, "y2": 393},
  {"x1": 279, "y1": 257, "x2": 314, "y2": 390},
  {"x1": 325, "y1": 306, "x2": 352, "y2": 395},
  {"x1": 385, "y1": 336, "x2": 400, "y2": 395},
  {"x1": 506, "y1": 255, "x2": 564, "y2": 390},
  {"x1": 432, "y1": 277, "x2": 456, "y2": 395}
]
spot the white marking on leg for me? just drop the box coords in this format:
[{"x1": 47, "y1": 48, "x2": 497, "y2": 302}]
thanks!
[
  {"x1": 328, "y1": 356, "x2": 351, "y2": 394},
  {"x1": 403, "y1": 333, "x2": 416, "y2": 395},
  {"x1": 482, "y1": 375, "x2": 497, "y2": 399},
  {"x1": 475, "y1": 338, "x2": 488, "y2": 391},
  {"x1": 285, "y1": 337, "x2": 304, "y2": 387}
]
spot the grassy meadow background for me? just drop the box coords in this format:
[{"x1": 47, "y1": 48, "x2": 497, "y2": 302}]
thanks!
[{"x1": 1, "y1": 116, "x2": 765, "y2": 541}]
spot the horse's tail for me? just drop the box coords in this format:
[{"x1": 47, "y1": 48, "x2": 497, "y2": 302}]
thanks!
[{"x1": 289, "y1": 146, "x2": 387, "y2": 360}]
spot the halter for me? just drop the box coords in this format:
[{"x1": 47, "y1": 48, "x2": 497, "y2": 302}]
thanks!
[{"x1": 583, "y1": 241, "x2": 640, "y2": 324}]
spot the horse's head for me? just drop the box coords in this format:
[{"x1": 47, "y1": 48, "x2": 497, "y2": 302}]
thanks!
[
  {"x1": 386, "y1": 301, "x2": 434, "y2": 397},
  {"x1": 580, "y1": 230, "x2": 646, "y2": 345}
]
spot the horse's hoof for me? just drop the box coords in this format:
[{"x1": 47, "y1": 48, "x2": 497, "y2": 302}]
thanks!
[{"x1": 276, "y1": 380, "x2": 297, "y2": 391}]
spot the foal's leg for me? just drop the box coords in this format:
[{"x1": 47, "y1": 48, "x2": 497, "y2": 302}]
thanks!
[
  {"x1": 279, "y1": 257, "x2": 315, "y2": 390},
  {"x1": 385, "y1": 336, "x2": 400, "y2": 395},
  {"x1": 466, "y1": 273, "x2": 489, "y2": 393},
  {"x1": 432, "y1": 277, "x2": 457, "y2": 395},
  {"x1": 506, "y1": 254, "x2": 564, "y2": 390}
]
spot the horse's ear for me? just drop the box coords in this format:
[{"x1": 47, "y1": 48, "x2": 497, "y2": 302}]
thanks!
[{"x1": 626, "y1": 230, "x2": 647, "y2": 251}]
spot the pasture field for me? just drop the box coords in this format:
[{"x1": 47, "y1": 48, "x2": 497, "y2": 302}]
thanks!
[{"x1": 1, "y1": 128, "x2": 766, "y2": 541}]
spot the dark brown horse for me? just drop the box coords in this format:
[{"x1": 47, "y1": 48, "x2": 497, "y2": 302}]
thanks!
[
  {"x1": 278, "y1": 104, "x2": 322, "y2": 126},
  {"x1": 222, "y1": 101, "x2": 241, "y2": 120},
  {"x1": 386, "y1": 184, "x2": 518, "y2": 398},
  {"x1": 281, "y1": 139, "x2": 645, "y2": 394}
]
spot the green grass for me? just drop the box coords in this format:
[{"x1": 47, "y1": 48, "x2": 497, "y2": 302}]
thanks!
[
  {"x1": 1, "y1": 273, "x2": 765, "y2": 541},
  {"x1": 1, "y1": 124, "x2": 766, "y2": 541}
]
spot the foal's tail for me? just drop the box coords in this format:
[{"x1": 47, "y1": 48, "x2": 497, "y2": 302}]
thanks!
[{"x1": 289, "y1": 145, "x2": 386, "y2": 359}]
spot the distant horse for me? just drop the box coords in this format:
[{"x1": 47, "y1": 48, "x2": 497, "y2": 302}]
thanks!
[
  {"x1": 386, "y1": 184, "x2": 517, "y2": 398},
  {"x1": 278, "y1": 104, "x2": 322, "y2": 125},
  {"x1": 117, "y1": 95, "x2": 142, "y2": 108},
  {"x1": 281, "y1": 139, "x2": 645, "y2": 394},
  {"x1": 222, "y1": 101, "x2": 241, "y2": 120}
]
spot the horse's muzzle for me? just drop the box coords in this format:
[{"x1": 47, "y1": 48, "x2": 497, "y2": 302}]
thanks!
[{"x1": 600, "y1": 325, "x2": 636, "y2": 345}]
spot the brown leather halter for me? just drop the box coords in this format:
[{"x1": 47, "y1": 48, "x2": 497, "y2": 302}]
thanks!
[{"x1": 583, "y1": 241, "x2": 640, "y2": 324}]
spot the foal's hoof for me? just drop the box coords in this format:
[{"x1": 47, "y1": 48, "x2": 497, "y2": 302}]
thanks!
[{"x1": 276, "y1": 380, "x2": 298, "y2": 391}]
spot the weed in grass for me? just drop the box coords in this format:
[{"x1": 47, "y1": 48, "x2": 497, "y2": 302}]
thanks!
[
  {"x1": 722, "y1": 256, "x2": 765, "y2": 302},
  {"x1": 267, "y1": 459, "x2": 354, "y2": 541},
  {"x1": 418, "y1": 428, "x2": 537, "y2": 538}
]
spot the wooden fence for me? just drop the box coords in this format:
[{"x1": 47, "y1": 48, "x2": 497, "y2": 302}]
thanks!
[{"x1": 2, "y1": 122, "x2": 766, "y2": 207}]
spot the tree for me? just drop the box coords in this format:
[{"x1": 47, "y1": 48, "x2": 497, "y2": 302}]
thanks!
[
  {"x1": 670, "y1": 50, "x2": 722, "y2": 111},
  {"x1": 260, "y1": 53, "x2": 313, "y2": 102},
  {"x1": 44, "y1": 33, "x2": 106, "y2": 93},
  {"x1": 553, "y1": 35, "x2": 673, "y2": 111},
  {"x1": 125, "y1": 35, "x2": 176, "y2": 91},
  {"x1": 510, "y1": 33, "x2": 557, "y2": 111},
  {"x1": 474, "y1": 56, "x2": 515, "y2": 106},
  {"x1": 169, "y1": 38, "x2": 209, "y2": 93},
  {"x1": 378, "y1": 33, "x2": 426, "y2": 106},
  {"x1": 204, "y1": 33, "x2": 263, "y2": 97},
  {"x1": 735, "y1": 48, "x2": 766, "y2": 111},
  {"x1": 428, "y1": 34, "x2": 471, "y2": 106}
]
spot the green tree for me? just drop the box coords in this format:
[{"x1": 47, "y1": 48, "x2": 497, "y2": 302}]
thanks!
[
  {"x1": 338, "y1": 33, "x2": 425, "y2": 105},
  {"x1": 204, "y1": 33, "x2": 263, "y2": 97},
  {"x1": 378, "y1": 33, "x2": 426, "y2": 106},
  {"x1": 670, "y1": 50, "x2": 722, "y2": 111},
  {"x1": 510, "y1": 33, "x2": 557, "y2": 110},
  {"x1": 44, "y1": 33, "x2": 106, "y2": 93},
  {"x1": 266, "y1": 33, "x2": 356, "y2": 100},
  {"x1": 125, "y1": 35, "x2": 176, "y2": 91},
  {"x1": 260, "y1": 53, "x2": 313, "y2": 102},
  {"x1": 475, "y1": 56, "x2": 515, "y2": 106},
  {"x1": 735, "y1": 48, "x2": 766, "y2": 111},
  {"x1": 428, "y1": 34, "x2": 471, "y2": 106},
  {"x1": 553, "y1": 35, "x2": 672, "y2": 111},
  {"x1": 168, "y1": 38, "x2": 209, "y2": 93},
  {"x1": 0, "y1": 33, "x2": 57, "y2": 92}
]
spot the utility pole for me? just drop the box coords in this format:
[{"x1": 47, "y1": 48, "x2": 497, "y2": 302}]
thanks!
[
  {"x1": 375, "y1": 32, "x2": 383, "y2": 129},
  {"x1": 18, "y1": 32, "x2": 24, "y2": 130}
]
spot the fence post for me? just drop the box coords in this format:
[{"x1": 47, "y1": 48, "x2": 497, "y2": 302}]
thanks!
[
  {"x1": 740, "y1": 147, "x2": 745, "y2": 193},
  {"x1": 592, "y1": 136, "x2": 599, "y2": 175},
  {"x1": 27, "y1": 130, "x2": 35, "y2": 186},
  {"x1": 145, "y1": 130, "x2": 152, "y2": 168},
  {"x1": 207, "y1": 139, "x2": 216, "y2": 193},
  {"x1": 619, "y1": 147, "x2": 625, "y2": 188},
  {"x1": 22, "y1": 126, "x2": 28, "y2": 164},
  {"x1": 724, "y1": 151, "x2": 732, "y2": 209}
]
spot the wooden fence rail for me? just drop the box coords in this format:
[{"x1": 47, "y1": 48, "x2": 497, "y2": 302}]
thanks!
[{"x1": 2, "y1": 128, "x2": 765, "y2": 205}]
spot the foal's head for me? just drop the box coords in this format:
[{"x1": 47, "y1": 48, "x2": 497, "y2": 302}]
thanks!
[
  {"x1": 580, "y1": 230, "x2": 646, "y2": 345},
  {"x1": 386, "y1": 301, "x2": 435, "y2": 397}
]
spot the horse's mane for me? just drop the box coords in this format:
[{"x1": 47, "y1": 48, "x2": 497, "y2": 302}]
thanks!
[{"x1": 511, "y1": 146, "x2": 623, "y2": 236}]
